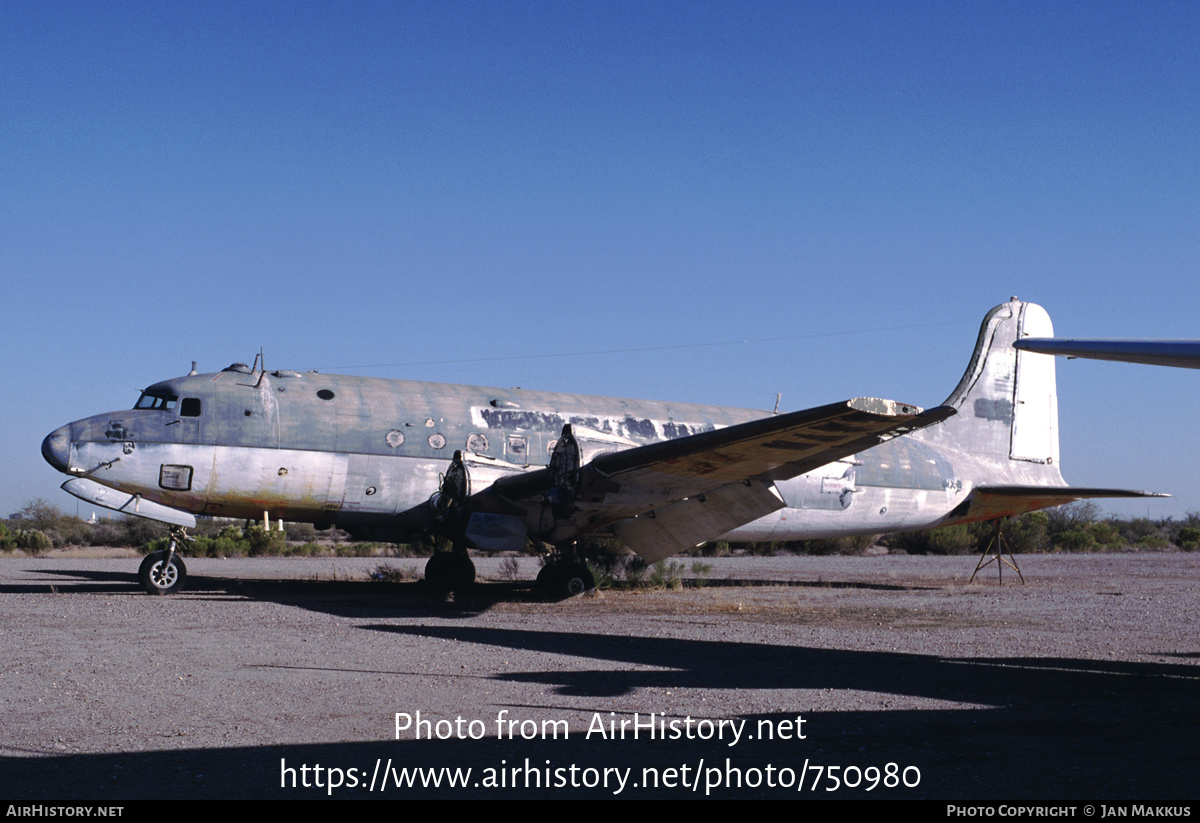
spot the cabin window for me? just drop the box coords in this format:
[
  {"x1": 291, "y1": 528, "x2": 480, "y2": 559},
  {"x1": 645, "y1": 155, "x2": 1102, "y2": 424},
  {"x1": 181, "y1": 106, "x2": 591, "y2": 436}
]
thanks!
[
  {"x1": 159, "y1": 464, "x2": 193, "y2": 491},
  {"x1": 466, "y1": 433, "x2": 489, "y2": 454},
  {"x1": 135, "y1": 391, "x2": 177, "y2": 411},
  {"x1": 317, "y1": 389, "x2": 335, "y2": 400},
  {"x1": 180, "y1": 398, "x2": 201, "y2": 417}
]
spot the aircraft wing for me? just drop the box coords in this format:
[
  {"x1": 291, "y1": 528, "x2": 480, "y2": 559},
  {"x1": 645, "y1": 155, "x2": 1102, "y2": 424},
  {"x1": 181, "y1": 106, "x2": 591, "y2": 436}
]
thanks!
[
  {"x1": 1016, "y1": 338, "x2": 1200, "y2": 369},
  {"x1": 943, "y1": 485, "x2": 1169, "y2": 524},
  {"x1": 445, "y1": 398, "x2": 955, "y2": 557}
]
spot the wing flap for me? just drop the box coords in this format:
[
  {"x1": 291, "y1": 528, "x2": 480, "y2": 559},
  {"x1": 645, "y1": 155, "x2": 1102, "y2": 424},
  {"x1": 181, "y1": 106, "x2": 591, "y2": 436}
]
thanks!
[{"x1": 611, "y1": 479, "x2": 786, "y2": 563}]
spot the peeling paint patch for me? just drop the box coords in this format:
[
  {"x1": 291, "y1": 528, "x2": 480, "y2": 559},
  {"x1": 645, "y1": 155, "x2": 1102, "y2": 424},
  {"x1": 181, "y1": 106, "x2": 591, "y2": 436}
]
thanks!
[
  {"x1": 474, "y1": 407, "x2": 712, "y2": 443},
  {"x1": 973, "y1": 398, "x2": 1014, "y2": 423}
]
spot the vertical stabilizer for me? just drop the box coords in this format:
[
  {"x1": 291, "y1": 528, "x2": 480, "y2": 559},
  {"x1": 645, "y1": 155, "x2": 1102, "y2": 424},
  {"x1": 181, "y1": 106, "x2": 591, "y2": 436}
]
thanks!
[{"x1": 913, "y1": 298, "x2": 1063, "y2": 482}]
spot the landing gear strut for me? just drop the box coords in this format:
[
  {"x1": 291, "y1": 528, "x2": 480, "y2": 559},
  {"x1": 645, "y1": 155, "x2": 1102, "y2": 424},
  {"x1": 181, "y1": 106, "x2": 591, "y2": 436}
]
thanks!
[{"x1": 138, "y1": 526, "x2": 191, "y2": 595}]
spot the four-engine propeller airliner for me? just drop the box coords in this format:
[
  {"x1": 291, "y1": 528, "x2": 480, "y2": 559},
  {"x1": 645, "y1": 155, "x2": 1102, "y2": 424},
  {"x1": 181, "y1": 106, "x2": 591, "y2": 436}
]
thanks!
[{"x1": 41, "y1": 298, "x2": 1163, "y2": 596}]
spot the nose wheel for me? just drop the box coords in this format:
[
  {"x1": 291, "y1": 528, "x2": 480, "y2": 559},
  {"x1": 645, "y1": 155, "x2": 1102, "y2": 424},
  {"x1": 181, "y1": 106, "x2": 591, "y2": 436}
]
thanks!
[{"x1": 138, "y1": 526, "x2": 191, "y2": 595}]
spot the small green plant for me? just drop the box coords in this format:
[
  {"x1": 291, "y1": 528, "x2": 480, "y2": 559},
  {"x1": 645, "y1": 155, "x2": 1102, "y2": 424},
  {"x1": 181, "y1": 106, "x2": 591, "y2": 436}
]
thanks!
[
  {"x1": 498, "y1": 556, "x2": 521, "y2": 581},
  {"x1": 649, "y1": 560, "x2": 686, "y2": 590},
  {"x1": 371, "y1": 563, "x2": 420, "y2": 582}
]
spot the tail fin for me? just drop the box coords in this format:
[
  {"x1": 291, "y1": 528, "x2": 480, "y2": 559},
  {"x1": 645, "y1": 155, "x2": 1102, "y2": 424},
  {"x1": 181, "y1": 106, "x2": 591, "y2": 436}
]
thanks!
[
  {"x1": 912, "y1": 298, "x2": 1065, "y2": 485},
  {"x1": 914, "y1": 298, "x2": 1166, "y2": 523}
]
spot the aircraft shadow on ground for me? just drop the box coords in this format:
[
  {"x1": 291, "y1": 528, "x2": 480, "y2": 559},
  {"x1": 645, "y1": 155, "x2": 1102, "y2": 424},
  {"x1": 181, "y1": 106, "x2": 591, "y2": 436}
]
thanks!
[
  {"x1": 5, "y1": 567, "x2": 931, "y2": 617},
  {"x1": 5, "y1": 624, "x2": 1197, "y2": 799}
]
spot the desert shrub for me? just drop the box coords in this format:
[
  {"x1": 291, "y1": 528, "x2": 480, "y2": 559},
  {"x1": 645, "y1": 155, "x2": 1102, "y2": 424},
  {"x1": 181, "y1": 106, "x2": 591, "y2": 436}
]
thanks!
[
  {"x1": 1087, "y1": 520, "x2": 1123, "y2": 548},
  {"x1": 1053, "y1": 529, "x2": 1096, "y2": 552},
  {"x1": 15, "y1": 529, "x2": 52, "y2": 554},
  {"x1": 121, "y1": 517, "x2": 168, "y2": 548},
  {"x1": 578, "y1": 534, "x2": 628, "y2": 584},
  {"x1": 1136, "y1": 534, "x2": 1169, "y2": 549},
  {"x1": 790, "y1": 534, "x2": 880, "y2": 555},
  {"x1": 648, "y1": 560, "x2": 686, "y2": 590},
  {"x1": 886, "y1": 524, "x2": 978, "y2": 555},
  {"x1": 1119, "y1": 518, "x2": 1160, "y2": 543},
  {"x1": 245, "y1": 525, "x2": 286, "y2": 556},
  {"x1": 498, "y1": 555, "x2": 521, "y2": 581},
  {"x1": 334, "y1": 542, "x2": 379, "y2": 557},
  {"x1": 695, "y1": 540, "x2": 731, "y2": 557},
  {"x1": 47, "y1": 516, "x2": 92, "y2": 547},
  {"x1": 1003, "y1": 512, "x2": 1050, "y2": 553},
  {"x1": 17, "y1": 499, "x2": 65, "y2": 532},
  {"x1": 283, "y1": 522, "x2": 321, "y2": 543},
  {"x1": 371, "y1": 563, "x2": 421, "y2": 582}
]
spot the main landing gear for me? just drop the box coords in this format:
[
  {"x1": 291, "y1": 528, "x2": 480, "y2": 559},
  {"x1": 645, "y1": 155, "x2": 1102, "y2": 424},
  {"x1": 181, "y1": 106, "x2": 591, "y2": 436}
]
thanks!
[
  {"x1": 536, "y1": 540, "x2": 595, "y2": 600},
  {"x1": 423, "y1": 550, "x2": 476, "y2": 592},
  {"x1": 536, "y1": 561, "x2": 595, "y2": 600},
  {"x1": 138, "y1": 526, "x2": 191, "y2": 595}
]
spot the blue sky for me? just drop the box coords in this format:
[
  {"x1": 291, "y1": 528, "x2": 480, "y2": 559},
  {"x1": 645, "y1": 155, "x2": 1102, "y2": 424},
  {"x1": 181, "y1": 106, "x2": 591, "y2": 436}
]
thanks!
[{"x1": 3, "y1": 1, "x2": 1198, "y2": 521}]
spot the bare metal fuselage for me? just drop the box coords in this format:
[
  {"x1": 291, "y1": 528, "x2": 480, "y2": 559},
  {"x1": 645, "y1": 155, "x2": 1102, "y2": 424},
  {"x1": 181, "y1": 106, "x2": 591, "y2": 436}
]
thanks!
[
  {"x1": 42, "y1": 300, "x2": 1091, "y2": 553},
  {"x1": 46, "y1": 368, "x2": 979, "y2": 540}
]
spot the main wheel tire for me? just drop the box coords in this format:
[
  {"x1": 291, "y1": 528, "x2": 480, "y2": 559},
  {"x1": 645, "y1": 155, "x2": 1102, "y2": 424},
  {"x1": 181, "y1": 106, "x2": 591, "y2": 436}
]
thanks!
[
  {"x1": 138, "y1": 551, "x2": 187, "y2": 595},
  {"x1": 559, "y1": 562, "x2": 595, "y2": 598},
  {"x1": 425, "y1": 552, "x2": 476, "y2": 591},
  {"x1": 538, "y1": 562, "x2": 594, "y2": 600}
]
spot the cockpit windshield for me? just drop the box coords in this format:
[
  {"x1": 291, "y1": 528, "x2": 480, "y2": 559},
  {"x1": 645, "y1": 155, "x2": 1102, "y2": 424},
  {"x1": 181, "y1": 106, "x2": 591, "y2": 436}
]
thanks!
[{"x1": 134, "y1": 391, "x2": 178, "y2": 411}]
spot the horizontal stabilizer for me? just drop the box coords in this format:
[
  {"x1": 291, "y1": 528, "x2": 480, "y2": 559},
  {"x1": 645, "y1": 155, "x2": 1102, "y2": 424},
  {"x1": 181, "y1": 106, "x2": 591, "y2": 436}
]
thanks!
[
  {"x1": 61, "y1": 478, "x2": 197, "y2": 528},
  {"x1": 944, "y1": 485, "x2": 1169, "y2": 525},
  {"x1": 1016, "y1": 338, "x2": 1200, "y2": 370}
]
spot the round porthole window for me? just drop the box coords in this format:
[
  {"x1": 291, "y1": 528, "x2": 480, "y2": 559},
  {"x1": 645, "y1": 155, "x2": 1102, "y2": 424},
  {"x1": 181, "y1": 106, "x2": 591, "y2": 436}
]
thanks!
[{"x1": 317, "y1": 389, "x2": 335, "y2": 400}]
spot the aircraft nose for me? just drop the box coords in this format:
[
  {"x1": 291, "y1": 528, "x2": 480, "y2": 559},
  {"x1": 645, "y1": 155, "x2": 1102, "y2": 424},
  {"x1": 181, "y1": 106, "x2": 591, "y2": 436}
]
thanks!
[{"x1": 42, "y1": 425, "x2": 71, "y2": 473}]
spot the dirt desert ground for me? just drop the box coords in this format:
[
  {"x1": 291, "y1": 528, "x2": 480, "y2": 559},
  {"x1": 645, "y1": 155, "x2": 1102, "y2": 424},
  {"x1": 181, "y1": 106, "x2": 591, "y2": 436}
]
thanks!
[{"x1": 1, "y1": 552, "x2": 1197, "y2": 799}]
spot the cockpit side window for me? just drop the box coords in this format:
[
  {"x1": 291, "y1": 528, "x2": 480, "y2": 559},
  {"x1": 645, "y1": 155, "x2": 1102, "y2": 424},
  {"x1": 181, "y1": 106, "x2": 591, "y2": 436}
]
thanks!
[
  {"x1": 180, "y1": 398, "x2": 202, "y2": 417},
  {"x1": 134, "y1": 391, "x2": 178, "y2": 411}
]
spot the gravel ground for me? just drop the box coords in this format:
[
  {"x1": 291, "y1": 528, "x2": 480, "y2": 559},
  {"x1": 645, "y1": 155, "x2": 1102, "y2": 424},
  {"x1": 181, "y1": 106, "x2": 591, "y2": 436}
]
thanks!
[{"x1": 1, "y1": 551, "x2": 1197, "y2": 800}]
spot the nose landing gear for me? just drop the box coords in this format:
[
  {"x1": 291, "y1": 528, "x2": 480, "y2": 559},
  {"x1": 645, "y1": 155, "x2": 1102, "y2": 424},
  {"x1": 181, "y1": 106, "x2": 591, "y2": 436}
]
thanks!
[{"x1": 138, "y1": 526, "x2": 191, "y2": 595}]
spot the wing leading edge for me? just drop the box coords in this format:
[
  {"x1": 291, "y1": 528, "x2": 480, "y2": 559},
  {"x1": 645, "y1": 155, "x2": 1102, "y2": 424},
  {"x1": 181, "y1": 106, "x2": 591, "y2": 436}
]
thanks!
[{"x1": 446, "y1": 398, "x2": 955, "y2": 558}]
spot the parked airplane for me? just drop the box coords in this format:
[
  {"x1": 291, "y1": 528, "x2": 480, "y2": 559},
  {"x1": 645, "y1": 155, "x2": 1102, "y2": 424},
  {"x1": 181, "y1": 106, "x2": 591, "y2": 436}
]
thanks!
[
  {"x1": 42, "y1": 298, "x2": 1161, "y2": 596},
  {"x1": 1016, "y1": 338, "x2": 1200, "y2": 369}
]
